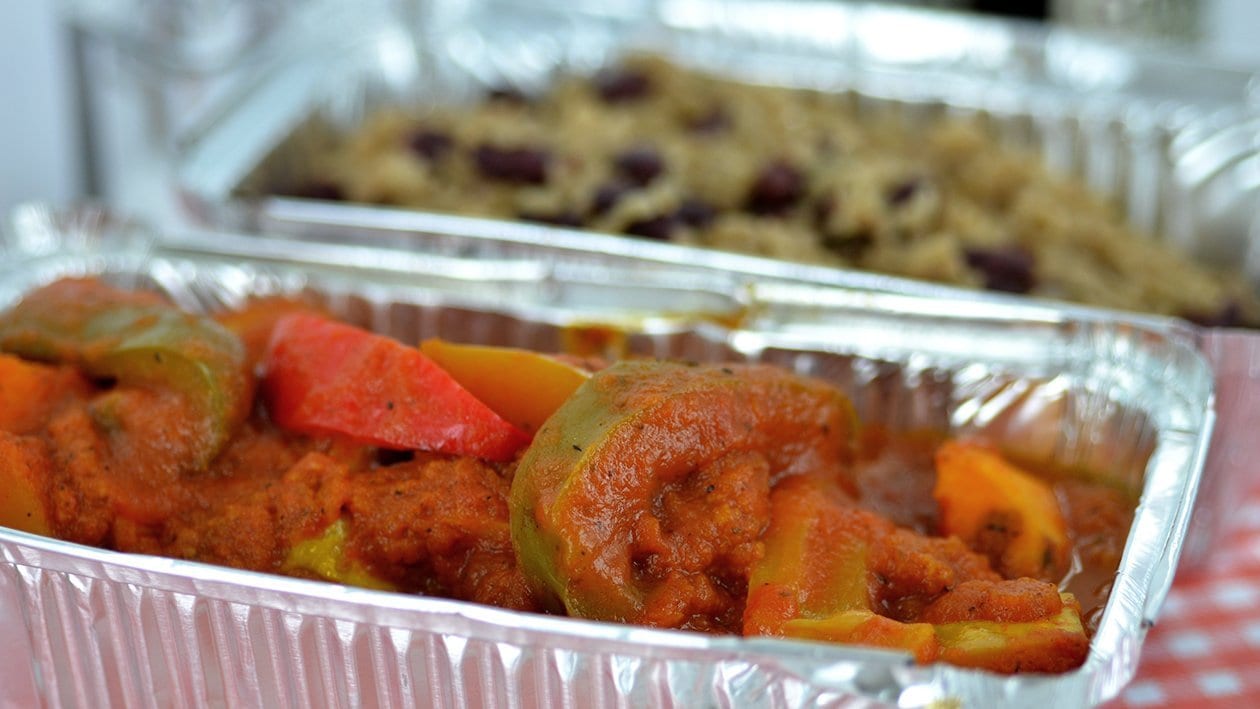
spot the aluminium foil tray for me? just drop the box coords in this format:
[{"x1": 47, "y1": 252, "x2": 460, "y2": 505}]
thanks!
[{"x1": 0, "y1": 203, "x2": 1217, "y2": 708}]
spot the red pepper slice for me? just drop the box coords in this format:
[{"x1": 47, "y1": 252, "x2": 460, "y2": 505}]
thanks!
[{"x1": 262, "y1": 314, "x2": 530, "y2": 461}]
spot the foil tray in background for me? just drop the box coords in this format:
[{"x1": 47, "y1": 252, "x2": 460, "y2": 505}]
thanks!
[
  {"x1": 179, "y1": 0, "x2": 1260, "y2": 279},
  {"x1": 174, "y1": 0, "x2": 1260, "y2": 568},
  {"x1": 0, "y1": 204, "x2": 1215, "y2": 708}
]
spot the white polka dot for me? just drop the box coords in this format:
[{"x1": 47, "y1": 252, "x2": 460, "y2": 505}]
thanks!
[
  {"x1": 1212, "y1": 582, "x2": 1260, "y2": 609},
  {"x1": 1244, "y1": 622, "x2": 1260, "y2": 647},
  {"x1": 1210, "y1": 550, "x2": 1251, "y2": 570},
  {"x1": 1123, "y1": 681, "x2": 1166, "y2": 705},
  {"x1": 1197, "y1": 671, "x2": 1242, "y2": 697},
  {"x1": 1161, "y1": 595, "x2": 1186, "y2": 617},
  {"x1": 1167, "y1": 631, "x2": 1213, "y2": 658},
  {"x1": 1238, "y1": 505, "x2": 1260, "y2": 529}
]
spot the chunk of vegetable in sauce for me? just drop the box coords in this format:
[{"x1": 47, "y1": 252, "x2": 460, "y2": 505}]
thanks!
[
  {"x1": 262, "y1": 314, "x2": 530, "y2": 461},
  {"x1": 511, "y1": 360, "x2": 856, "y2": 629},
  {"x1": 746, "y1": 475, "x2": 1089, "y2": 671},
  {"x1": 419, "y1": 338, "x2": 590, "y2": 433},
  {"x1": 0, "y1": 432, "x2": 54, "y2": 535},
  {"x1": 282, "y1": 518, "x2": 395, "y2": 591},
  {"x1": 745, "y1": 476, "x2": 940, "y2": 663},
  {"x1": 0, "y1": 278, "x2": 250, "y2": 469},
  {"x1": 0, "y1": 352, "x2": 91, "y2": 435},
  {"x1": 934, "y1": 596, "x2": 1090, "y2": 674},
  {"x1": 933, "y1": 441, "x2": 1070, "y2": 580}
]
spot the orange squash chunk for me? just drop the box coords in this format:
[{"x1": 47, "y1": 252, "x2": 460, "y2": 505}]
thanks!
[
  {"x1": 0, "y1": 353, "x2": 89, "y2": 434},
  {"x1": 0, "y1": 432, "x2": 54, "y2": 535},
  {"x1": 933, "y1": 441, "x2": 1069, "y2": 580}
]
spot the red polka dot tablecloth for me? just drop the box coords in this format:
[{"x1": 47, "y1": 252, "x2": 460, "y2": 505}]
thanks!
[{"x1": 1107, "y1": 484, "x2": 1260, "y2": 708}]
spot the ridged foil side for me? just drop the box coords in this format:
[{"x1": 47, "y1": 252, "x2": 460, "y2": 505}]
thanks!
[{"x1": 1, "y1": 533, "x2": 902, "y2": 709}]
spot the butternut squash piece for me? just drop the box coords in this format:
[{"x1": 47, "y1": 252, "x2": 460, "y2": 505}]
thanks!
[
  {"x1": 0, "y1": 432, "x2": 53, "y2": 535},
  {"x1": 0, "y1": 353, "x2": 88, "y2": 434},
  {"x1": 933, "y1": 441, "x2": 1069, "y2": 580}
]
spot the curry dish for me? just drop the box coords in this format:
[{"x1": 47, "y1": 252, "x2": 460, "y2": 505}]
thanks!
[{"x1": 0, "y1": 278, "x2": 1134, "y2": 674}]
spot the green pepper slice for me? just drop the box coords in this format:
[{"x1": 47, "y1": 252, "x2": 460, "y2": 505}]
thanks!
[
  {"x1": 0, "y1": 278, "x2": 250, "y2": 468},
  {"x1": 510, "y1": 359, "x2": 857, "y2": 625},
  {"x1": 743, "y1": 475, "x2": 941, "y2": 663},
  {"x1": 933, "y1": 595, "x2": 1090, "y2": 673}
]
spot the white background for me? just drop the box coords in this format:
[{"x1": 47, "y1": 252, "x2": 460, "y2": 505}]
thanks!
[{"x1": 1, "y1": 3, "x2": 83, "y2": 217}]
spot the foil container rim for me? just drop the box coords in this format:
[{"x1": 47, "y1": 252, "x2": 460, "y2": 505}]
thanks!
[{"x1": 203, "y1": 196, "x2": 1207, "y2": 336}]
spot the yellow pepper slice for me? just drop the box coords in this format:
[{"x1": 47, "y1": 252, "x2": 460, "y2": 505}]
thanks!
[{"x1": 420, "y1": 338, "x2": 590, "y2": 434}]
